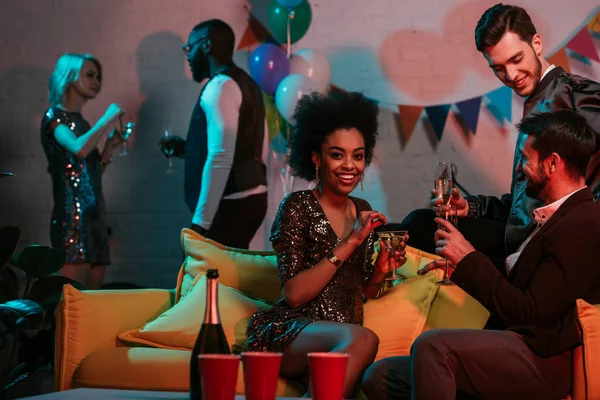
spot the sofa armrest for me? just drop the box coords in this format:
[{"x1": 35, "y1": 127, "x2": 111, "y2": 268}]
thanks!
[{"x1": 55, "y1": 284, "x2": 176, "y2": 391}]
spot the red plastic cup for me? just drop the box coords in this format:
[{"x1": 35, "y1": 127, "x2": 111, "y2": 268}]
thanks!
[
  {"x1": 198, "y1": 354, "x2": 241, "y2": 400},
  {"x1": 308, "y1": 352, "x2": 349, "y2": 400},
  {"x1": 241, "y1": 352, "x2": 283, "y2": 400}
]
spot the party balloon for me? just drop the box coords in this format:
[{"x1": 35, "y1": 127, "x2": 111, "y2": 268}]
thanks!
[
  {"x1": 262, "y1": 92, "x2": 289, "y2": 140},
  {"x1": 268, "y1": 0, "x2": 312, "y2": 45},
  {"x1": 276, "y1": 0, "x2": 304, "y2": 7},
  {"x1": 289, "y1": 48, "x2": 331, "y2": 93},
  {"x1": 249, "y1": 43, "x2": 290, "y2": 95},
  {"x1": 275, "y1": 74, "x2": 319, "y2": 122}
]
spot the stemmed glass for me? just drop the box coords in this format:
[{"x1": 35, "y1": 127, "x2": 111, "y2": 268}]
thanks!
[
  {"x1": 376, "y1": 230, "x2": 408, "y2": 282},
  {"x1": 436, "y1": 205, "x2": 457, "y2": 286},
  {"x1": 163, "y1": 128, "x2": 176, "y2": 174},
  {"x1": 118, "y1": 117, "x2": 135, "y2": 156},
  {"x1": 434, "y1": 161, "x2": 452, "y2": 206}
]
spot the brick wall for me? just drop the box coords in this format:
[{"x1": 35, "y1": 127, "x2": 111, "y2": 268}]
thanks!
[{"x1": 0, "y1": 0, "x2": 598, "y2": 288}]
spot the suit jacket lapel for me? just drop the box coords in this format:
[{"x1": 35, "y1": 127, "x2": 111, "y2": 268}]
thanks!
[{"x1": 507, "y1": 187, "x2": 593, "y2": 281}]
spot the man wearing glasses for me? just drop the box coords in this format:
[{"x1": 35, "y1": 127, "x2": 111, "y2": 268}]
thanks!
[{"x1": 160, "y1": 19, "x2": 268, "y2": 249}]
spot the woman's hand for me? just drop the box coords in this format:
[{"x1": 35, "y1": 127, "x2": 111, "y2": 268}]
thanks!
[
  {"x1": 375, "y1": 234, "x2": 408, "y2": 275},
  {"x1": 107, "y1": 128, "x2": 124, "y2": 145},
  {"x1": 349, "y1": 210, "x2": 388, "y2": 245}
]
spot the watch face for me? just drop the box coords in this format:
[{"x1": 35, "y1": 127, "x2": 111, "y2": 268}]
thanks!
[{"x1": 328, "y1": 253, "x2": 342, "y2": 268}]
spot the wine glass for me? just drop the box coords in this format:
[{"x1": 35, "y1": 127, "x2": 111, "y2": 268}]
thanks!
[
  {"x1": 118, "y1": 118, "x2": 135, "y2": 156},
  {"x1": 163, "y1": 128, "x2": 176, "y2": 174},
  {"x1": 436, "y1": 205, "x2": 458, "y2": 286},
  {"x1": 376, "y1": 230, "x2": 408, "y2": 282},
  {"x1": 434, "y1": 161, "x2": 453, "y2": 206}
]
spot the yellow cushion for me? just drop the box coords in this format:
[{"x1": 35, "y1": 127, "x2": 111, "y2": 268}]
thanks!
[
  {"x1": 397, "y1": 246, "x2": 441, "y2": 278},
  {"x1": 73, "y1": 347, "x2": 304, "y2": 396},
  {"x1": 363, "y1": 270, "x2": 441, "y2": 361},
  {"x1": 55, "y1": 284, "x2": 174, "y2": 391},
  {"x1": 424, "y1": 283, "x2": 490, "y2": 331},
  {"x1": 119, "y1": 275, "x2": 270, "y2": 354},
  {"x1": 573, "y1": 299, "x2": 600, "y2": 400},
  {"x1": 177, "y1": 228, "x2": 280, "y2": 305}
]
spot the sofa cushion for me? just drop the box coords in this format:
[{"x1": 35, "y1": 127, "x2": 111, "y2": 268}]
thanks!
[
  {"x1": 363, "y1": 270, "x2": 441, "y2": 361},
  {"x1": 178, "y1": 228, "x2": 280, "y2": 304},
  {"x1": 424, "y1": 282, "x2": 489, "y2": 331},
  {"x1": 397, "y1": 246, "x2": 441, "y2": 278},
  {"x1": 572, "y1": 299, "x2": 600, "y2": 400},
  {"x1": 118, "y1": 275, "x2": 270, "y2": 354},
  {"x1": 73, "y1": 347, "x2": 304, "y2": 396}
]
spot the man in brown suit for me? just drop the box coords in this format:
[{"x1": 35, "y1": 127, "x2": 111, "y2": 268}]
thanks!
[{"x1": 362, "y1": 109, "x2": 600, "y2": 399}]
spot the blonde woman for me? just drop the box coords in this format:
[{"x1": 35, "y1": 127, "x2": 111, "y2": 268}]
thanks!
[{"x1": 41, "y1": 53, "x2": 124, "y2": 289}]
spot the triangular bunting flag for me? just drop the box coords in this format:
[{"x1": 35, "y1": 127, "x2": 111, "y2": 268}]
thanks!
[
  {"x1": 398, "y1": 105, "x2": 423, "y2": 144},
  {"x1": 566, "y1": 49, "x2": 593, "y2": 66},
  {"x1": 425, "y1": 104, "x2": 451, "y2": 141},
  {"x1": 485, "y1": 86, "x2": 512, "y2": 124},
  {"x1": 237, "y1": 15, "x2": 276, "y2": 50},
  {"x1": 565, "y1": 27, "x2": 600, "y2": 62},
  {"x1": 589, "y1": 10, "x2": 600, "y2": 38},
  {"x1": 547, "y1": 48, "x2": 571, "y2": 73},
  {"x1": 455, "y1": 97, "x2": 482, "y2": 134}
]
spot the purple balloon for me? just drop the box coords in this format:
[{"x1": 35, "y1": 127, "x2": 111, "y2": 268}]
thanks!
[{"x1": 249, "y1": 43, "x2": 290, "y2": 95}]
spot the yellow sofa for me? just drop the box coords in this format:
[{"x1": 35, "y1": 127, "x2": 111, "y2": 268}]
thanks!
[{"x1": 54, "y1": 229, "x2": 600, "y2": 399}]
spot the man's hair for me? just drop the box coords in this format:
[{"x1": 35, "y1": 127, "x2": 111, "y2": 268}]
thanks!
[
  {"x1": 517, "y1": 109, "x2": 596, "y2": 179},
  {"x1": 288, "y1": 91, "x2": 379, "y2": 182},
  {"x1": 192, "y1": 19, "x2": 235, "y2": 61},
  {"x1": 48, "y1": 53, "x2": 102, "y2": 106},
  {"x1": 475, "y1": 3, "x2": 537, "y2": 52}
]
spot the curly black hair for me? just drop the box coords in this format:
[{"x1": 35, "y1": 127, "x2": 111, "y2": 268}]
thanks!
[{"x1": 287, "y1": 91, "x2": 379, "y2": 181}]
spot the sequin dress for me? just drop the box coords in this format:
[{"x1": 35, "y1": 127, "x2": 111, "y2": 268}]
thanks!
[
  {"x1": 41, "y1": 107, "x2": 110, "y2": 265},
  {"x1": 245, "y1": 190, "x2": 375, "y2": 352}
]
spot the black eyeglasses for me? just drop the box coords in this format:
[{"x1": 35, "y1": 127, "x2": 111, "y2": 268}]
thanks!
[{"x1": 182, "y1": 37, "x2": 208, "y2": 55}]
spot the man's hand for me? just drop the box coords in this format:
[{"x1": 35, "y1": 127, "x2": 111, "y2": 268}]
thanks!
[
  {"x1": 431, "y1": 188, "x2": 469, "y2": 217},
  {"x1": 432, "y1": 217, "x2": 475, "y2": 265},
  {"x1": 159, "y1": 136, "x2": 186, "y2": 158}
]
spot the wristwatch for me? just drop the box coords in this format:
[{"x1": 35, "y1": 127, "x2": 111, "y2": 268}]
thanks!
[{"x1": 326, "y1": 251, "x2": 343, "y2": 269}]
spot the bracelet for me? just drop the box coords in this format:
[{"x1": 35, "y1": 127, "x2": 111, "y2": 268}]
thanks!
[{"x1": 326, "y1": 251, "x2": 343, "y2": 269}]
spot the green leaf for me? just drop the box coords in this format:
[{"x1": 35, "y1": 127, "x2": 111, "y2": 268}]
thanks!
[
  {"x1": 27, "y1": 276, "x2": 86, "y2": 308},
  {"x1": 13, "y1": 245, "x2": 65, "y2": 278},
  {"x1": 0, "y1": 266, "x2": 20, "y2": 302},
  {"x1": 0, "y1": 226, "x2": 20, "y2": 271}
]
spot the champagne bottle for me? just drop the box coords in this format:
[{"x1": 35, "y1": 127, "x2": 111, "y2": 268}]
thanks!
[{"x1": 189, "y1": 269, "x2": 230, "y2": 400}]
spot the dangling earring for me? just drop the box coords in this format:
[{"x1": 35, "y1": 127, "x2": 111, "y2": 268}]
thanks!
[
  {"x1": 315, "y1": 165, "x2": 320, "y2": 188},
  {"x1": 360, "y1": 173, "x2": 364, "y2": 191}
]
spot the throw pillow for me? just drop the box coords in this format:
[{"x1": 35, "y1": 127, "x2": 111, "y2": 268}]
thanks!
[
  {"x1": 363, "y1": 270, "x2": 441, "y2": 361},
  {"x1": 177, "y1": 229, "x2": 281, "y2": 305},
  {"x1": 118, "y1": 275, "x2": 270, "y2": 354}
]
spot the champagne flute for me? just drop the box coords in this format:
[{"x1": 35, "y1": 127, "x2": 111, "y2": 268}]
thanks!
[
  {"x1": 436, "y1": 205, "x2": 457, "y2": 286},
  {"x1": 163, "y1": 127, "x2": 176, "y2": 174},
  {"x1": 376, "y1": 230, "x2": 408, "y2": 282},
  {"x1": 434, "y1": 161, "x2": 453, "y2": 206},
  {"x1": 118, "y1": 118, "x2": 135, "y2": 156}
]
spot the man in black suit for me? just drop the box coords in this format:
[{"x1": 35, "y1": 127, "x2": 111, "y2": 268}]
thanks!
[{"x1": 362, "y1": 109, "x2": 600, "y2": 400}]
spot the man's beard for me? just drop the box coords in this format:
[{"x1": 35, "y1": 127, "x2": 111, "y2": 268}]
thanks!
[
  {"x1": 525, "y1": 165, "x2": 549, "y2": 199},
  {"x1": 528, "y1": 50, "x2": 543, "y2": 94},
  {"x1": 192, "y1": 57, "x2": 209, "y2": 82}
]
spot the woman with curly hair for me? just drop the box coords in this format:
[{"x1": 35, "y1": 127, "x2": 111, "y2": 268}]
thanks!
[{"x1": 245, "y1": 91, "x2": 407, "y2": 397}]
